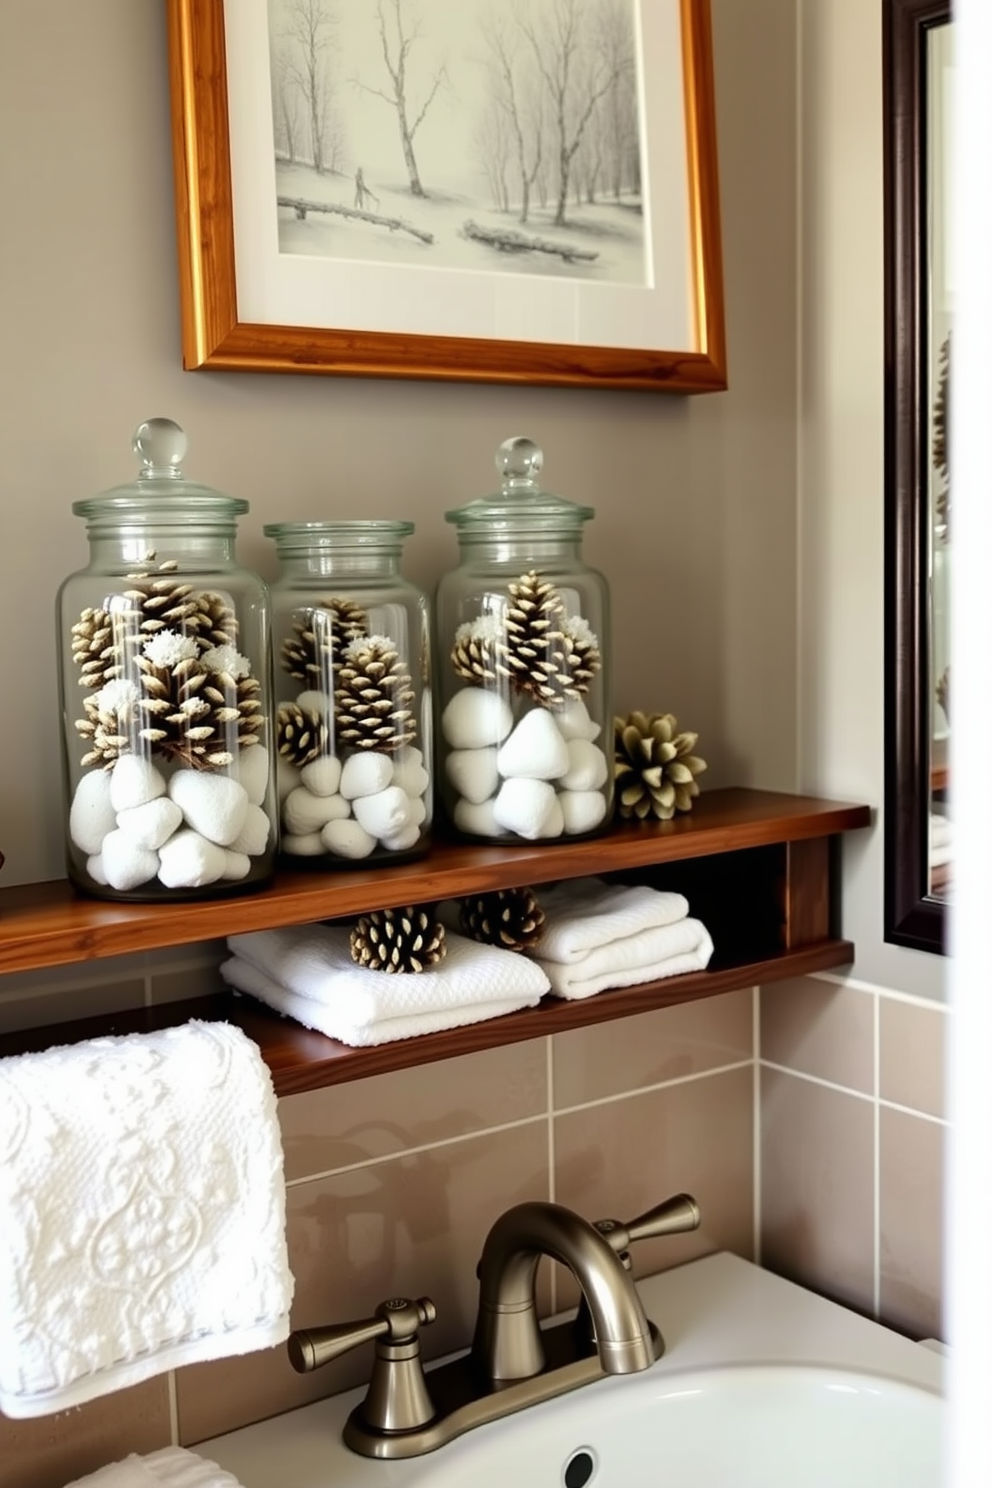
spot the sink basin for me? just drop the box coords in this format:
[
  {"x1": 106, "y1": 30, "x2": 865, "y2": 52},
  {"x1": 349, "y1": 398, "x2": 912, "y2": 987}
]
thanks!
[{"x1": 200, "y1": 1253, "x2": 945, "y2": 1488}]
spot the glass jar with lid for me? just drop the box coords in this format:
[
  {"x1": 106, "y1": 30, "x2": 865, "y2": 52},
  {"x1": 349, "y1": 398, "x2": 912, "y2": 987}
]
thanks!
[
  {"x1": 435, "y1": 436, "x2": 612, "y2": 843},
  {"x1": 264, "y1": 521, "x2": 432, "y2": 866},
  {"x1": 57, "y1": 418, "x2": 277, "y2": 901}
]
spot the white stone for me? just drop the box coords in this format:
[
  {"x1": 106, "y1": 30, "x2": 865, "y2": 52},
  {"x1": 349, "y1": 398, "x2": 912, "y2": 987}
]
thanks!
[
  {"x1": 321, "y1": 818, "x2": 377, "y2": 859},
  {"x1": 445, "y1": 746, "x2": 499, "y2": 805},
  {"x1": 296, "y1": 689, "x2": 334, "y2": 717},
  {"x1": 441, "y1": 687, "x2": 513, "y2": 749},
  {"x1": 492, "y1": 778, "x2": 558, "y2": 840},
  {"x1": 536, "y1": 795, "x2": 565, "y2": 839},
  {"x1": 497, "y1": 709, "x2": 570, "y2": 781},
  {"x1": 559, "y1": 739, "x2": 609, "y2": 792},
  {"x1": 231, "y1": 743, "x2": 270, "y2": 806},
  {"x1": 109, "y1": 756, "x2": 167, "y2": 813},
  {"x1": 69, "y1": 770, "x2": 117, "y2": 855},
  {"x1": 340, "y1": 752, "x2": 394, "y2": 800},
  {"x1": 168, "y1": 770, "x2": 249, "y2": 847},
  {"x1": 282, "y1": 787, "x2": 350, "y2": 837},
  {"x1": 560, "y1": 789, "x2": 609, "y2": 835},
  {"x1": 408, "y1": 795, "x2": 428, "y2": 828},
  {"x1": 453, "y1": 796, "x2": 503, "y2": 838},
  {"x1": 158, "y1": 829, "x2": 227, "y2": 888},
  {"x1": 222, "y1": 850, "x2": 252, "y2": 881},
  {"x1": 228, "y1": 803, "x2": 271, "y2": 858},
  {"x1": 281, "y1": 831, "x2": 326, "y2": 857},
  {"x1": 380, "y1": 822, "x2": 423, "y2": 853},
  {"x1": 555, "y1": 698, "x2": 601, "y2": 742},
  {"x1": 115, "y1": 796, "x2": 183, "y2": 853},
  {"x1": 352, "y1": 786, "x2": 413, "y2": 839},
  {"x1": 391, "y1": 746, "x2": 430, "y2": 798},
  {"x1": 300, "y1": 754, "x2": 342, "y2": 798},
  {"x1": 86, "y1": 853, "x2": 110, "y2": 886},
  {"x1": 101, "y1": 829, "x2": 159, "y2": 892},
  {"x1": 277, "y1": 759, "x2": 302, "y2": 801}
]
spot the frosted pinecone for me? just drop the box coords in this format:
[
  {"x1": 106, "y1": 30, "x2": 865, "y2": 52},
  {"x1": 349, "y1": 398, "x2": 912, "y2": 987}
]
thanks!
[
  {"x1": 280, "y1": 597, "x2": 369, "y2": 687},
  {"x1": 450, "y1": 614, "x2": 513, "y2": 686},
  {"x1": 334, "y1": 635, "x2": 416, "y2": 753}
]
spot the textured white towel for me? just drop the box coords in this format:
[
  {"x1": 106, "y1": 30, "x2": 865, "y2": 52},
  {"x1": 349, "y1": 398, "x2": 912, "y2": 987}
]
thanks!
[
  {"x1": 532, "y1": 917, "x2": 715, "y2": 1000},
  {"x1": 0, "y1": 1022, "x2": 293, "y2": 1419},
  {"x1": 65, "y1": 1446, "x2": 245, "y2": 1487},
  {"x1": 222, "y1": 926, "x2": 549, "y2": 1045},
  {"x1": 534, "y1": 878, "x2": 690, "y2": 962}
]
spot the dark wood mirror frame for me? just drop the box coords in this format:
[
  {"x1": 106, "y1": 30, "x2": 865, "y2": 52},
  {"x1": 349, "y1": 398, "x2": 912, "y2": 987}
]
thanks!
[{"x1": 883, "y1": 0, "x2": 949, "y2": 955}]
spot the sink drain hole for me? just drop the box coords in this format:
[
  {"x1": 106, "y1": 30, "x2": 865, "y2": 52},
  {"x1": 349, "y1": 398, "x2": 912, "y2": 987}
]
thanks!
[{"x1": 563, "y1": 1447, "x2": 597, "y2": 1488}]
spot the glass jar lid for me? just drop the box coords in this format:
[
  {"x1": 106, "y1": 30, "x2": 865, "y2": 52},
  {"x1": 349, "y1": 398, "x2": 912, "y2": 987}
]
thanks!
[
  {"x1": 264, "y1": 519, "x2": 415, "y2": 552},
  {"x1": 445, "y1": 437, "x2": 594, "y2": 538},
  {"x1": 72, "y1": 418, "x2": 248, "y2": 527}
]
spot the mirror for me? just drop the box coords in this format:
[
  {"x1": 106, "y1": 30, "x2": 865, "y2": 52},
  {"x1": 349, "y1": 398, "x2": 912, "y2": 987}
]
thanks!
[{"x1": 883, "y1": 0, "x2": 953, "y2": 954}]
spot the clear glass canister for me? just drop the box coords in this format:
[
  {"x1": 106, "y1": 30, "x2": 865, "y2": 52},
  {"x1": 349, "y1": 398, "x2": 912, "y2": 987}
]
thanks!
[
  {"x1": 57, "y1": 418, "x2": 277, "y2": 901},
  {"x1": 264, "y1": 521, "x2": 432, "y2": 866},
  {"x1": 435, "y1": 436, "x2": 612, "y2": 843}
]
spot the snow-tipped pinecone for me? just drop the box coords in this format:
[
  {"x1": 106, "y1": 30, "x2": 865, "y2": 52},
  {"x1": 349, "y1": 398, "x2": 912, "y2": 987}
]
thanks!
[
  {"x1": 280, "y1": 597, "x2": 369, "y2": 687},
  {"x1": 614, "y1": 711, "x2": 708, "y2": 820},
  {"x1": 349, "y1": 906, "x2": 447, "y2": 974},
  {"x1": 335, "y1": 635, "x2": 416, "y2": 753},
  {"x1": 502, "y1": 571, "x2": 601, "y2": 709},
  {"x1": 561, "y1": 614, "x2": 602, "y2": 696},
  {"x1": 276, "y1": 701, "x2": 331, "y2": 767},
  {"x1": 450, "y1": 614, "x2": 513, "y2": 686},
  {"x1": 459, "y1": 887, "x2": 546, "y2": 952}
]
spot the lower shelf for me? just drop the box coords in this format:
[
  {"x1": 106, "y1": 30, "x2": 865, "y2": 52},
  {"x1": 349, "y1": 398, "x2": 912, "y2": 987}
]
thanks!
[{"x1": 0, "y1": 936, "x2": 854, "y2": 1096}]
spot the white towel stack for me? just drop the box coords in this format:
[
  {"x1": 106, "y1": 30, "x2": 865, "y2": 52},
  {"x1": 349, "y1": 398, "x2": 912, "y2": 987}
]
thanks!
[
  {"x1": 527, "y1": 877, "x2": 714, "y2": 999},
  {"x1": 222, "y1": 923, "x2": 551, "y2": 1047},
  {"x1": 0, "y1": 1021, "x2": 294, "y2": 1420},
  {"x1": 65, "y1": 1446, "x2": 246, "y2": 1488}
]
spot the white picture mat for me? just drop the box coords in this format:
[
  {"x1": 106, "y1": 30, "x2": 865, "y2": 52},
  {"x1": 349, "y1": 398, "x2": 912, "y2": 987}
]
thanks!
[{"x1": 223, "y1": 0, "x2": 694, "y2": 351}]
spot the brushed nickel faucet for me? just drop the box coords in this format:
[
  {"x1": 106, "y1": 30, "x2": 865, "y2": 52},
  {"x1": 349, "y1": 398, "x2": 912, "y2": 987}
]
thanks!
[{"x1": 288, "y1": 1191, "x2": 700, "y2": 1460}]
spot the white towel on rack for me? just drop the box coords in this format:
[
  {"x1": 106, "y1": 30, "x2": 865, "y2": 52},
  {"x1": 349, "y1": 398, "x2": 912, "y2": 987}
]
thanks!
[
  {"x1": 532, "y1": 917, "x2": 715, "y2": 1000},
  {"x1": 222, "y1": 924, "x2": 550, "y2": 1046},
  {"x1": 533, "y1": 878, "x2": 690, "y2": 962},
  {"x1": 0, "y1": 1021, "x2": 293, "y2": 1420},
  {"x1": 65, "y1": 1446, "x2": 246, "y2": 1488}
]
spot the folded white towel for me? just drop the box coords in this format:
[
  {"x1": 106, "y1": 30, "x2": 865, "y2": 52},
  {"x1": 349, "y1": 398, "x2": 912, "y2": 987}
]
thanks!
[
  {"x1": 222, "y1": 924, "x2": 550, "y2": 1046},
  {"x1": 65, "y1": 1445, "x2": 245, "y2": 1488},
  {"x1": 532, "y1": 917, "x2": 714, "y2": 1000},
  {"x1": 534, "y1": 878, "x2": 690, "y2": 962},
  {"x1": 0, "y1": 1022, "x2": 293, "y2": 1420}
]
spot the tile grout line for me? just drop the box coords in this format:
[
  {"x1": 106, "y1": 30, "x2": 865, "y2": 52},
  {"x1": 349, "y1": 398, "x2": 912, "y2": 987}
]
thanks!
[
  {"x1": 873, "y1": 988, "x2": 881, "y2": 1320},
  {"x1": 758, "y1": 1057, "x2": 949, "y2": 1126},
  {"x1": 810, "y1": 968, "x2": 952, "y2": 1013},
  {"x1": 752, "y1": 985, "x2": 762, "y2": 1266}
]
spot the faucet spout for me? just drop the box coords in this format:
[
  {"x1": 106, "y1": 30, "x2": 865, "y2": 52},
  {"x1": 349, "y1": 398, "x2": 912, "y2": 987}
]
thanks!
[{"x1": 472, "y1": 1201, "x2": 655, "y2": 1382}]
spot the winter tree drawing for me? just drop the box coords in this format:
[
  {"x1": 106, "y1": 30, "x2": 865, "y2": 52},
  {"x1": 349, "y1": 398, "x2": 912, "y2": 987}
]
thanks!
[{"x1": 266, "y1": 0, "x2": 646, "y2": 283}]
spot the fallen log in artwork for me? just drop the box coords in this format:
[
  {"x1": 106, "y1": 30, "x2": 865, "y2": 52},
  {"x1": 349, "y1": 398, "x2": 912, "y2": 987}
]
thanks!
[
  {"x1": 462, "y1": 220, "x2": 599, "y2": 264},
  {"x1": 277, "y1": 197, "x2": 434, "y2": 245}
]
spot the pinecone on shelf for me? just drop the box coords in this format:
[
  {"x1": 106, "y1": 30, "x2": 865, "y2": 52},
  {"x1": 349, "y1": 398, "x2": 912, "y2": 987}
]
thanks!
[
  {"x1": 349, "y1": 906, "x2": 447, "y2": 973},
  {"x1": 459, "y1": 886, "x2": 546, "y2": 952},
  {"x1": 450, "y1": 614, "x2": 513, "y2": 686},
  {"x1": 276, "y1": 701, "x2": 331, "y2": 768},
  {"x1": 280, "y1": 597, "x2": 369, "y2": 687},
  {"x1": 335, "y1": 635, "x2": 416, "y2": 753},
  {"x1": 614, "y1": 711, "x2": 708, "y2": 821}
]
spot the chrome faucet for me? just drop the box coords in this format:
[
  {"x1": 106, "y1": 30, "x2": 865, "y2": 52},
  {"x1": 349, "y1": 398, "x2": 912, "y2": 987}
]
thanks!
[{"x1": 288, "y1": 1191, "x2": 700, "y2": 1461}]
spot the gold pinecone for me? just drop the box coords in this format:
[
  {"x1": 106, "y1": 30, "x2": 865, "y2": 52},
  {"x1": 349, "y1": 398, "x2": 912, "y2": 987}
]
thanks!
[
  {"x1": 349, "y1": 906, "x2": 447, "y2": 973},
  {"x1": 276, "y1": 701, "x2": 331, "y2": 767},
  {"x1": 459, "y1": 887, "x2": 546, "y2": 952},
  {"x1": 334, "y1": 635, "x2": 416, "y2": 753},
  {"x1": 280, "y1": 597, "x2": 369, "y2": 686},
  {"x1": 614, "y1": 711, "x2": 708, "y2": 821}
]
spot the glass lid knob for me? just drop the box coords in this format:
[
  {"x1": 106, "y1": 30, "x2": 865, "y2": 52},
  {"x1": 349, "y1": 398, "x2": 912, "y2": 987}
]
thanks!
[
  {"x1": 496, "y1": 435, "x2": 543, "y2": 492},
  {"x1": 133, "y1": 417, "x2": 187, "y2": 480}
]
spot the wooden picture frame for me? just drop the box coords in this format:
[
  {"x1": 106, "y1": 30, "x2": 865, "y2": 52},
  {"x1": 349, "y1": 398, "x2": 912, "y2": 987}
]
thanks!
[{"x1": 166, "y1": 0, "x2": 726, "y2": 392}]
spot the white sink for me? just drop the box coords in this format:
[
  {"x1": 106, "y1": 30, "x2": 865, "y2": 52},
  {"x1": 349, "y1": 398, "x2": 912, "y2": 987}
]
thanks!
[{"x1": 200, "y1": 1253, "x2": 945, "y2": 1488}]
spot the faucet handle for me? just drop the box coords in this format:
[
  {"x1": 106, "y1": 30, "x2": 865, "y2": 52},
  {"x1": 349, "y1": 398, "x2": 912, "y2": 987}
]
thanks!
[
  {"x1": 288, "y1": 1295, "x2": 436, "y2": 1372},
  {"x1": 594, "y1": 1193, "x2": 701, "y2": 1256}
]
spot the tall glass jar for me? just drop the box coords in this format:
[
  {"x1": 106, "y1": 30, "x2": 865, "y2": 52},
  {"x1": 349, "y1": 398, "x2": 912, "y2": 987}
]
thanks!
[
  {"x1": 264, "y1": 521, "x2": 432, "y2": 866},
  {"x1": 56, "y1": 418, "x2": 277, "y2": 901},
  {"x1": 435, "y1": 437, "x2": 613, "y2": 843}
]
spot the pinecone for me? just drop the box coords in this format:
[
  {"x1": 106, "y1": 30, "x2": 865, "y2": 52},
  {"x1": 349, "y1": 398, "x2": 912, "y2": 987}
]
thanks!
[
  {"x1": 459, "y1": 887, "x2": 546, "y2": 952},
  {"x1": 502, "y1": 571, "x2": 601, "y2": 708},
  {"x1": 334, "y1": 635, "x2": 416, "y2": 753},
  {"x1": 450, "y1": 615, "x2": 513, "y2": 685},
  {"x1": 349, "y1": 906, "x2": 447, "y2": 973},
  {"x1": 280, "y1": 597, "x2": 369, "y2": 686},
  {"x1": 614, "y1": 711, "x2": 708, "y2": 821},
  {"x1": 276, "y1": 701, "x2": 331, "y2": 767}
]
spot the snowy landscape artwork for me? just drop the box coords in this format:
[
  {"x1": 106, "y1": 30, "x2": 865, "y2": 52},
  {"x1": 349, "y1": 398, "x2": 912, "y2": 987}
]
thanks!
[{"x1": 265, "y1": 0, "x2": 647, "y2": 285}]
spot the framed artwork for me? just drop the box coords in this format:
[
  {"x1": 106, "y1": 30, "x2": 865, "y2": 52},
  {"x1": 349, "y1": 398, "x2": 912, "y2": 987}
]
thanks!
[{"x1": 167, "y1": 0, "x2": 726, "y2": 392}]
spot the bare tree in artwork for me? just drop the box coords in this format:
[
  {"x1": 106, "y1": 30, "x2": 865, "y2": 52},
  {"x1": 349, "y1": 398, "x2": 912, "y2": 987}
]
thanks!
[
  {"x1": 356, "y1": 0, "x2": 447, "y2": 197},
  {"x1": 277, "y1": 0, "x2": 343, "y2": 175},
  {"x1": 479, "y1": 9, "x2": 544, "y2": 225}
]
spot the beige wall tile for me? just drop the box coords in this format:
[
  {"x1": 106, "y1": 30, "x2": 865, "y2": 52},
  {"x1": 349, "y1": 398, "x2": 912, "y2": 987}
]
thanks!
[
  {"x1": 879, "y1": 998, "x2": 946, "y2": 1119},
  {"x1": 879, "y1": 1107, "x2": 945, "y2": 1340},
  {"x1": 0, "y1": 978, "x2": 145, "y2": 1035},
  {"x1": 761, "y1": 977, "x2": 874, "y2": 1093},
  {"x1": 278, "y1": 1041, "x2": 548, "y2": 1182},
  {"x1": 553, "y1": 991, "x2": 753, "y2": 1109},
  {"x1": 760, "y1": 1067, "x2": 874, "y2": 1315},
  {"x1": 554, "y1": 1066, "x2": 754, "y2": 1304},
  {"x1": 176, "y1": 1122, "x2": 550, "y2": 1444},
  {"x1": 0, "y1": 1378, "x2": 171, "y2": 1488}
]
